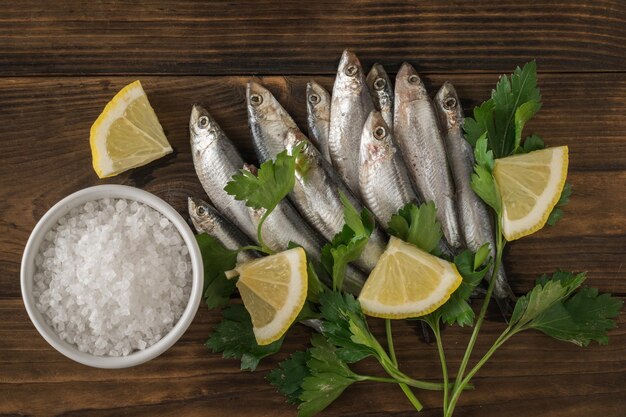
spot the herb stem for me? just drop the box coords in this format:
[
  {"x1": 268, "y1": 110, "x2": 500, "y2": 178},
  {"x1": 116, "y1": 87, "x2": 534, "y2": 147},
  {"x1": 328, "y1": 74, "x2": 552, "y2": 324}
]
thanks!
[
  {"x1": 445, "y1": 328, "x2": 516, "y2": 417},
  {"x1": 432, "y1": 320, "x2": 449, "y2": 415},
  {"x1": 447, "y1": 218, "x2": 505, "y2": 416},
  {"x1": 256, "y1": 209, "x2": 275, "y2": 255},
  {"x1": 385, "y1": 319, "x2": 398, "y2": 366}
]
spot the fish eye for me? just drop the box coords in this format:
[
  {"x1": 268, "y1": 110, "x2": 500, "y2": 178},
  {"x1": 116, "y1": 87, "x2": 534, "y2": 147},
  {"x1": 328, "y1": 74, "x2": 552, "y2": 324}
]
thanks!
[
  {"x1": 250, "y1": 94, "x2": 263, "y2": 106},
  {"x1": 374, "y1": 77, "x2": 386, "y2": 90},
  {"x1": 345, "y1": 65, "x2": 358, "y2": 77},
  {"x1": 408, "y1": 75, "x2": 419, "y2": 84},
  {"x1": 195, "y1": 205, "x2": 207, "y2": 217},
  {"x1": 308, "y1": 93, "x2": 320, "y2": 104},
  {"x1": 198, "y1": 116, "x2": 209, "y2": 128},
  {"x1": 444, "y1": 97, "x2": 457, "y2": 109},
  {"x1": 373, "y1": 126, "x2": 387, "y2": 140}
]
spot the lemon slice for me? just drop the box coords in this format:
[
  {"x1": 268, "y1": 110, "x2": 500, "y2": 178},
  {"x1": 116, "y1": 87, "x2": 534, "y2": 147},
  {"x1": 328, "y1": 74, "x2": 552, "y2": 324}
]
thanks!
[
  {"x1": 494, "y1": 146, "x2": 568, "y2": 241},
  {"x1": 229, "y1": 247, "x2": 308, "y2": 345},
  {"x1": 90, "y1": 80, "x2": 172, "y2": 178},
  {"x1": 358, "y1": 237, "x2": 462, "y2": 319}
]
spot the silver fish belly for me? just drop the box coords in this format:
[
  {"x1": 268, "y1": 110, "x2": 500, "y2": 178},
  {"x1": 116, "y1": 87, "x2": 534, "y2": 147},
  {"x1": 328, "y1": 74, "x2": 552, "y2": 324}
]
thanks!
[
  {"x1": 188, "y1": 197, "x2": 256, "y2": 264},
  {"x1": 434, "y1": 82, "x2": 516, "y2": 314},
  {"x1": 328, "y1": 50, "x2": 375, "y2": 198},
  {"x1": 366, "y1": 63, "x2": 394, "y2": 134},
  {"x1": 190, "y1": 104, "x2": 257, "y2": 240},
  {"x1": 359, "y1": 110, "x2": 419, "y2": 227},
  {"x1": 306, "y1": 80, "x2": 332, "y2": 163},
  {"x1": 393, "y1": 63, "x2": 462, "y2": 249}
]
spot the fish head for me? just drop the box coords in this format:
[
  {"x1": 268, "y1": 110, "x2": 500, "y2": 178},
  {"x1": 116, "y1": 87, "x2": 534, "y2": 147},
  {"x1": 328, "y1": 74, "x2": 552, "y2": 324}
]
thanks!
[
  {"x1": 434, "y1": 82, "x2": 464, "y2": 130},
  {"x1": 187, "y1": 196, "x2": 216, "y2": 234},
  {"x1": 366, "y1": 63, "x2": 391, "y2": 96},
  {"x1": 190, "y1": 104, "x2": 223, "y2": 153},
  {"x1": 334, "y1": 50, "x2": 366, "y2": 95},
  {"x1": 306, "y1": 81, "x2": 330, "y2": 119},
  {"x1": 360, "y1": 110, "x2": 395, "y2": 165},
  {"x1": 395, "y1": 62, "x2": 429, "y2": 102},
  {"x1": 246, "y1": 81, "x2": 281, "y2": 123}
]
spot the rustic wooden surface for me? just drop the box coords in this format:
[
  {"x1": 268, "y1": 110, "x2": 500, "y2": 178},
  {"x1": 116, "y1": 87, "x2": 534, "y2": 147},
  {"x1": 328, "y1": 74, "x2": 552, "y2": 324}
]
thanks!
[{"x1": 1, "y1": 1, "x2": 625, "y2": 416}]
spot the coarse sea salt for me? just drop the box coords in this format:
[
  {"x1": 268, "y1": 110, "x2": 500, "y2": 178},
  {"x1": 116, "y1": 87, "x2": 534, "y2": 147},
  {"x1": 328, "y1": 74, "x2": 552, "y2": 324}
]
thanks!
[{"x1": 33, "y1": 198, "x2": 192, "y2": 357}]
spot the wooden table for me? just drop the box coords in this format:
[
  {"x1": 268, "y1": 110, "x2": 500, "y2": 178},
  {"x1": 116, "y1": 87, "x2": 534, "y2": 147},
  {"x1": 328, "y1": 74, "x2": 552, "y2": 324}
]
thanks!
[{"x1": 1, "y1": 1, "x2": 625, "y2": 416}]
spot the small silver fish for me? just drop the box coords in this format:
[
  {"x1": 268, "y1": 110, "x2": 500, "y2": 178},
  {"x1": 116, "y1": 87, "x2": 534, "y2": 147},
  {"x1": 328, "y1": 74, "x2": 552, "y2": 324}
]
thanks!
[
  {"x1": 328, "y1": 50, "x2": 375, "y2": 198},
  {"x1": 246, "y1": 81, "x2": 385, "y2": 273},
  {"x1": 393, "y1": 63, "x2": 462, "y2": 250},
  {"x1": 190, "y1": 104, "x2": 257, "y2": 240},
  {"x1": 188, "y1": 197, "x2": 256, "y2": 264},
  {"x1": 306, "y1": 81, "x2": 332, "y2": 163},
  {"x1": 247, "y1": 80, "x2": 301, "y2": 163},
  {"x1": 359, "y1": 110, "x2": 419, "y2": 227},
  {"x1": 434, "y1": 82, "x2": 516, "y2": 315},
  {"x1": 243, "y1": 164, "x2": 366, "y2": 294},
  {"x1": 366, "y1": 64, "x2": 394, "y2": 134}
]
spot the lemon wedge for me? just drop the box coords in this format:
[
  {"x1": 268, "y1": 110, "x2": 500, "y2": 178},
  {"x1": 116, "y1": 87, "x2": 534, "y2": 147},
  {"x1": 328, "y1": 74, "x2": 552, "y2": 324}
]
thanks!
[
  {"x1": 494, "y1": 146, "x2": 568, "y2": 241},
  {"x1": 229, "y1": 247, "x2": 308, "y2": 345},
  {"x1": 358, "y1": 237, "x2": 462, "y2": 319},
  {"x1": 90, "y1": 80, "x2": 172, "y2": 178}
]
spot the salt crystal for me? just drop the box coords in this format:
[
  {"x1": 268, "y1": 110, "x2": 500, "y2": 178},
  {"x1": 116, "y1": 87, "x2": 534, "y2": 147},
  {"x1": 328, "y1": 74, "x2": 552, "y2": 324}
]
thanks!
[{"x1": 34, "y1": 198, "x2": 191, "y2": 357}]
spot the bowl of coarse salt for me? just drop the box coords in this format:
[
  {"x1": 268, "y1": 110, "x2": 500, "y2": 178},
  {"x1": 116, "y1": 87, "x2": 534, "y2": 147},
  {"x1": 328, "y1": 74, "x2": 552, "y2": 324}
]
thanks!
[{"x1": 21, "y1": 185, "x2": 203, "y2": 368}]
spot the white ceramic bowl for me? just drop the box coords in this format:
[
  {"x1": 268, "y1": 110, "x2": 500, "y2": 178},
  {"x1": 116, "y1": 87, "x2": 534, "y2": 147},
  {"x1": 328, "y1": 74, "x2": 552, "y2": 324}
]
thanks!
[{"x1": 21, "y1": 185, "x2": 203, "y2": 369}]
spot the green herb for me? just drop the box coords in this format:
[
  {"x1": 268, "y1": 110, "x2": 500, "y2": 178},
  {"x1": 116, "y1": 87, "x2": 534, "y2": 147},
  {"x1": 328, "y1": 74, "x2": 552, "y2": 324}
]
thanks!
[
  {"x1": 388, "y1": 201, "x2": 442, "y2": 254},
  {"x1": 470, "y1": 133, "x2": 502, "y2": 215},
  {"x1": 205, "y1": 304, "x2": 283, "y2": 371},
  {"x1": 225, "y1": 146, "x2": 302, "y2": 252},
  {"x1": 321, "y1": 193, "x2": 374, "y2": 291},
  {"x1": 547, "y1": 182, "x2": 572, "y2": 226},
  {"x1": 464, "y1": 60, "x2": 541, "y2": 157},
  {"x1": 196, "y1": 233, "x2": 238, "y2": 309},
  {"x1": 267, "y1": 350, "x2": 310, "y2": 405},
  {"x1": 297, "y1": 334, "x2": 362, "y2": 417}
]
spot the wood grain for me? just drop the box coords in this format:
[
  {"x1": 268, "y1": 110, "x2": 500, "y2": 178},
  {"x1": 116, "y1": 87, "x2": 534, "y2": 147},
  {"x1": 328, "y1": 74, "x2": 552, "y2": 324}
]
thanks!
[
  {"x1": 1, "y1": 299, "x2": 624, "y2": 416},
  {"x1": 1, "y1": 74, "x2": 625, "y2": 298},
  {"x1": 1, "y1": 2, "x2": 625, "y2": 415},
  {"x1": 1, "y1": 1, "x2": 626, "y2": 75}
]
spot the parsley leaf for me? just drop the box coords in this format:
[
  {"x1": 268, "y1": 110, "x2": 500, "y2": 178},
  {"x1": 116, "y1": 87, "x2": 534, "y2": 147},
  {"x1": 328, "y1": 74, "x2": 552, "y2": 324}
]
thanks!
[
  {"x1": 267, "y1": 350, "x2": 310, "y2": 405},
  {"x1": 297, "y1": 334, "x2": 361, "y2": 417},
  {"x1": 436, "y1": 246, "x2": 492, "y2": 326},
  {"x1": 205, "y1": 304, "x2": 283, "y2": 371},
  {"x1": 225, "y1": 146, "x2": 301, "y2": 212},
  {"x1": 547, "y1": 182, "x2": 572, "y2": 226},
  {"x1": 470, "y1": 134, "x2": 502, "y2": 215},
  {"x1": 196, "y1": 233, "x2": 238, "y2": 309},
  {"x1": 509, "y1": 271, "x2": 623, "y2": 346},
  {"x1": 388, "y1": 202, "x2": 442, "y2": 254},
  {"x1": 318, "y1": 291, "x2": 380, "y2": 363},
  {"x1": 464, "y1": 61, "x2": 541, "y2": 158},
  {"x1": 522, "y1": 134, "x2": 545, "y2": 153},
  {"x1": 510, "y1": 271, "x2": 586, "y2": 329},
  {"x1": 529, "y1": 287, "x2": 623, "y2": 346},
  {"x1": 321, "y1": 193, "x2": 374, "y2": 291}
]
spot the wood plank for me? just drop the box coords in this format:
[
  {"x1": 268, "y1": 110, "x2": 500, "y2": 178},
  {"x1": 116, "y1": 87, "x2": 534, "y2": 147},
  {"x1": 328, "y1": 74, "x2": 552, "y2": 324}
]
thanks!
[
  {"x1": 0, "y1": 299, "x2": 624, "y2": 416},
  {"x1": 1, "y1": 1, "x2": 626, "y2": 75},
  {"x1": 1, "y1": 73, "x2": 625, "y2": 299}
]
